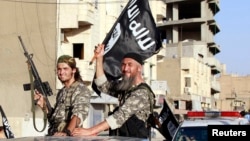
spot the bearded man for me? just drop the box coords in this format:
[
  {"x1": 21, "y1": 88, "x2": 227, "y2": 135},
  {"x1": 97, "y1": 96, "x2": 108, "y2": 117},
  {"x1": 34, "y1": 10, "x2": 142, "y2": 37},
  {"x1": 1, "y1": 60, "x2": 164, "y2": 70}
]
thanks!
[{"x1": 72, "y1": 44, "x2": 155, "y2": 139}]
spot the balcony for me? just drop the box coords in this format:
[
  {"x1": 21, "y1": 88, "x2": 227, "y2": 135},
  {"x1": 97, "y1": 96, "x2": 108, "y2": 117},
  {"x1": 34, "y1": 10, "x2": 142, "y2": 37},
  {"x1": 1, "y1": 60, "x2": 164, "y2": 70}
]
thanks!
[
  {"x1": 206, "y1": 57, "x2": 222, "y2": 74},
  {"x1": 207, "y1": 42, "x2": 220, "y2": 55},
  {"x1": 157, "y1": 18, "x2": 206, "y2": 29},
  {"x1": 165, "y1": 0, "x2": 189, "y2": 4},
  {"x1": 211, "y1": 79, "x2": 220, "y2": 94},
  {"x1": 153, "y1": 0, "x2": 166, "y2": 22},
  {"x1": 208, "y1": 0, "x2": 220, "y2": 14},
  {"x1": 59, "y1": 0, "x2": 79, "y2": 28},
  {"x1": 207, "y1": 19, "x2": 220, "y2": 34},
  {"x1": 181, "y1": 58, "x2": 192, "y2": 70},
  {"x1": 59, "y1": 0, "x2": 95, "y2": 28},
  {"x1": 157, "y1": 43, "x2": 166, "y2": 61},
  {"x1": 78, "y1": 1, "x2": 95, "y2": 26}
]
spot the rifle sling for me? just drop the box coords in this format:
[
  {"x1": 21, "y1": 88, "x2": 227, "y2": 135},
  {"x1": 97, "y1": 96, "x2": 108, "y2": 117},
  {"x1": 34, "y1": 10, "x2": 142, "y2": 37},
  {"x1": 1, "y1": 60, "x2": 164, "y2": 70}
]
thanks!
[{"x1": 28, "y1": 64, "x2": 47, "y2": 132}]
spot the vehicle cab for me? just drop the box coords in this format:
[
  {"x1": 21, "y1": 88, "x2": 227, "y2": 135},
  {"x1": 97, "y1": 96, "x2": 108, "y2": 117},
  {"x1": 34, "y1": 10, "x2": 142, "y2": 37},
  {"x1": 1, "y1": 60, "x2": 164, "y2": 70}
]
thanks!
[{"x1": 172, "y1": 111, "x2": 249, "y2": 141}]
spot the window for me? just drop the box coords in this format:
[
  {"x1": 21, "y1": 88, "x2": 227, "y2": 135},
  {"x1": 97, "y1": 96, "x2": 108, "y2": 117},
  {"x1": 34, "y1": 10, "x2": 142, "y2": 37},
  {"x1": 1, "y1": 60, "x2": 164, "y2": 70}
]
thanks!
[
  {"x1": 73, "y1": 43, "x2": 84, "y2": 59},
  {"x1": 173, "y1": 127, "x2": 207, "y2": 141},
  {"x1": 185, "y1": 77, "x2": 191, "y2": 87}
]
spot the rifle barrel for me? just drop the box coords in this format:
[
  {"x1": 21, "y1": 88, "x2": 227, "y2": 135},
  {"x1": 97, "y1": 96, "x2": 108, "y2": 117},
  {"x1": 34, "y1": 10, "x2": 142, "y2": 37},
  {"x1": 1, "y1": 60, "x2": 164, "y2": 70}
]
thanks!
[{"x1": 18, "y1": 36, "x2": 53, "y2": 116}]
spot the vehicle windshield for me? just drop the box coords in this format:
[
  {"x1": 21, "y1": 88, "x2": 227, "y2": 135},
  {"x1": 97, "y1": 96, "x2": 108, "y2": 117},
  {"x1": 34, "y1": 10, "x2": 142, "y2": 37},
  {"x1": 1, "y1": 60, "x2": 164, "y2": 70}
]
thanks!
[{"x1": 172, "y1": 126, "x2": 207, "y2": 141}]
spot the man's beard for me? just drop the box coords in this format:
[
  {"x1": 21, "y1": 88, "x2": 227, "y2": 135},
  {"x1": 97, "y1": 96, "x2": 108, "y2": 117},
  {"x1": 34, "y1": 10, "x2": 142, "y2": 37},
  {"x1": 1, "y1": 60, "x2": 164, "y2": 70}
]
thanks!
[{"x1": 114, "y1": 75, "x2": 135, "y2": 92}]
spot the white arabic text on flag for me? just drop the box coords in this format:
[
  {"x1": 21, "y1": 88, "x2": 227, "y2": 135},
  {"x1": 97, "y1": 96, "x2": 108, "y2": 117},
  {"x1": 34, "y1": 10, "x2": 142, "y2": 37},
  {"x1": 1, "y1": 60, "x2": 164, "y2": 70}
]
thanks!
[{"x1": 92, "y1": 0, "x2": 162, "y2": 95}]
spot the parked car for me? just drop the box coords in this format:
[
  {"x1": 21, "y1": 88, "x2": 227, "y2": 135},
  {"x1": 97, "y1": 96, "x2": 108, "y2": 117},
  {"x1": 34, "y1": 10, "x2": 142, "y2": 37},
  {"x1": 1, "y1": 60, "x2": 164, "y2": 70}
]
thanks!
[{"x1": 172, "y1": 111, "x2": 249, "y2": 141}]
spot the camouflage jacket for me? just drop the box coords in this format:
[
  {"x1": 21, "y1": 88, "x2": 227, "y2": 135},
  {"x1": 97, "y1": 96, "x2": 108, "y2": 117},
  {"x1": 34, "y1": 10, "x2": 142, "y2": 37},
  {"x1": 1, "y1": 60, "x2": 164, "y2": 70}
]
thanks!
[
  {"x1": 49, "y1": 81, "x2": 91, "y2": 132},
  {"x1": 95, "y1": 75, "x2": 155, "y2": 130}
]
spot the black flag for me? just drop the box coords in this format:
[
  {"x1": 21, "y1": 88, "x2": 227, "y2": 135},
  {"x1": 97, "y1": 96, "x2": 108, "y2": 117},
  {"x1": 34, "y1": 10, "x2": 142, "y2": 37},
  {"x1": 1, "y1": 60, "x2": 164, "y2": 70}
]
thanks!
[
  {"x1": 0, "y1": 105, "x2": 14, "y2": 139},
  {"x1": 157, "y1": 99, "x2": 179, "y2": 140},
  {"x1": 92, "y1": 0, "x2": 162, "y2": 95}
]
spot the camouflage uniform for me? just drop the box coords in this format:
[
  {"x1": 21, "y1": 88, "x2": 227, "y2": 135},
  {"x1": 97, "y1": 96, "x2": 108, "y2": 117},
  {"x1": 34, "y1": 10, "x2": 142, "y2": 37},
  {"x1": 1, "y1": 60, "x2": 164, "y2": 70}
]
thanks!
[
  {"x1": 94, "y1": 75, "x2": 155, "y2": 132},
  {"x1": 49, "y1": 81, "x2": 91, "y2": 132}
]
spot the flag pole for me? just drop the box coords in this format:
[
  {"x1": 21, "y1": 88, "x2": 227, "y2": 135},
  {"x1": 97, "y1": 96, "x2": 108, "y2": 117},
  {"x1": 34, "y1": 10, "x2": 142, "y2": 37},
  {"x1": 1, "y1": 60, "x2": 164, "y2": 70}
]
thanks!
[{"x1": 89, "y1": 0, "x2": 131, "y2": 65}]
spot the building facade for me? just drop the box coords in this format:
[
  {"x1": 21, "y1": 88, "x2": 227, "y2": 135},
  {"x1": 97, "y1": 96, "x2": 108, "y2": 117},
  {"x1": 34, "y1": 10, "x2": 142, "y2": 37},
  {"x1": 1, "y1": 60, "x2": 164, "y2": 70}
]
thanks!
[
  {"x1": 156, "y1": 0, "x2": 221, "y2": 120},
  {"x1": 217, "y1": 66, "x2": 250, "y2": 111}
]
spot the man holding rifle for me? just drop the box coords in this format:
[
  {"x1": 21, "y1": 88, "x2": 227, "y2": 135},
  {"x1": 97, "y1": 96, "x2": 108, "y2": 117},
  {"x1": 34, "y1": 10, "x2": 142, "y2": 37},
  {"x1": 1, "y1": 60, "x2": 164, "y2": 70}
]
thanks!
[{"x1": 34, "y1": 55, "x2": 91, "y2": 136}]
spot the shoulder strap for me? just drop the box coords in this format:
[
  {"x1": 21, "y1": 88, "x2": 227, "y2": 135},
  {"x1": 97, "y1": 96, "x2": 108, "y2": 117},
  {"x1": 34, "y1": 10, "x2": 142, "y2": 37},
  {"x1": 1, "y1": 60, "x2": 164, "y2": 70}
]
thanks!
[
  {"x1": 28, "y1": 65, "x2": 47, "y2": 132},
  {"x1": 136, "y1": 83, "x2": 155, "y2": 112},
  {"x1": 137, "y1": 83, "x2": 155, "y2": 97}
]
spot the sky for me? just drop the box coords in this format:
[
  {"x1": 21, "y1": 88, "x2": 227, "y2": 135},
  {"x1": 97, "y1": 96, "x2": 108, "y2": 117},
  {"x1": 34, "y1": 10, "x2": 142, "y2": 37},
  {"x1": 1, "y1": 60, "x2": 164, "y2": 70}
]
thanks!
[{"x1": 215, "y1": 0, "x2": 250, "y2": 76}]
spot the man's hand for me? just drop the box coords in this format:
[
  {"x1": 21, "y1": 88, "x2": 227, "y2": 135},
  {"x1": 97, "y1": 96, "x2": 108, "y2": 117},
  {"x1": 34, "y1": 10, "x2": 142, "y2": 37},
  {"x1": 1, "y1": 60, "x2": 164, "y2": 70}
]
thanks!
[
  {"x1": 94, "y1": 44, "x2": 105, "y2": 59},
  {"x1": 0, "y1": 128, "x2": 6, "y2": 139},
  {"x1": 89, "y1": 44, "x2": 105, "y2": 65},
  {"x1": 71, "y1": 128, "x2": 97, "y2": 136},
  {"x1": 53, "y1": 132, "x2": 67, "y2": 137},
  {"x1": 34, "y1": 89, "x2": 45, "y2": 109}
]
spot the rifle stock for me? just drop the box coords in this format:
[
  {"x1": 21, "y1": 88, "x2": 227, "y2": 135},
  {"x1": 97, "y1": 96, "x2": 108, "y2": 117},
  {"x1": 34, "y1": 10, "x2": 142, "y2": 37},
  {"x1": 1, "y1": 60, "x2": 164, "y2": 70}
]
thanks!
[{"x1": 18, "y1": 36, "x2": 53, "y2": 117}]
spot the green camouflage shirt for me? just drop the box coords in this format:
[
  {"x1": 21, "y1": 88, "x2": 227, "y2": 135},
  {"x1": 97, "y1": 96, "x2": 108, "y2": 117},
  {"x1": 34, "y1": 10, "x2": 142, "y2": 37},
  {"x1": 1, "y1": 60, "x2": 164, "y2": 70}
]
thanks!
[
  {"x1": 51, "y1": 81, "x2": 91, "y2": 131},
  {"x1": 95, "y1": 75, "x2": 154, "y2": 130}
]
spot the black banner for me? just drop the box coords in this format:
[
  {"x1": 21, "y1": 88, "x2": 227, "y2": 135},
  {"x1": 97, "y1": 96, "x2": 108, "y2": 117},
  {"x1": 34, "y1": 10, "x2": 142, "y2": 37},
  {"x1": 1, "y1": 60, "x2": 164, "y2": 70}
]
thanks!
[
  {"x1": 157, "y1": 99, "x2": 179, "y2": 140},
  {"x1": 92, "y1": 0, "x2": 162, "y2": 95},
  {"x1": 0, "y1": 105, "x2": 14, "y2": 139}
]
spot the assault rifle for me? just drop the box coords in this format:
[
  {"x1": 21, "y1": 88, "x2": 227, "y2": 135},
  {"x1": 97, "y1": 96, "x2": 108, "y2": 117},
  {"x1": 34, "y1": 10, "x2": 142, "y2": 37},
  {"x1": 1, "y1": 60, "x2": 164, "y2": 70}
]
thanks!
[{"x1": 18, "y1": 36, "x2": 53, "y2": 130}]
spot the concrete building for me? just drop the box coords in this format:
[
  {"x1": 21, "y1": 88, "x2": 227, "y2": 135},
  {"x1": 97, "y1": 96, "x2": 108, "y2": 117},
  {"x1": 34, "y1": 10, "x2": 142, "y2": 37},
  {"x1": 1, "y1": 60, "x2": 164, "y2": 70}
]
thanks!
[
  {"x1": 217, "y1": 65, "x2": 250, "y2": 111},
  {"x1": 156, "y1": 0, "x2": 221, "y2": 120},
  {"x1": 0, "y1": 0, "x2": 166, "y2": 138}
]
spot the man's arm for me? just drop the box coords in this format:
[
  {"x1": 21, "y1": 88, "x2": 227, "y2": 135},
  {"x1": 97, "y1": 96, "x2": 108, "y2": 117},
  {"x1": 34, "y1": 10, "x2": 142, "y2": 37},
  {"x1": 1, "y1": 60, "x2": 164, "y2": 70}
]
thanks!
[
  {"x1": 64, "y1": 115, "x2": 80, "y2": 135},
  {"x1": 34, "y1": 90, "x2": 49, "y2": 114},
  {"x1": 71, "y1": 120, "x2": 110, "y2": 136},
  {"x1": 66, "y1": 84, "x2": 92, "y2": 135},
  {"x1": 89, "y1": 120, "x2": 110, "y2": 134},
  {"x1": 95, "y1": 44, "x2": 105, "y2": 78}
]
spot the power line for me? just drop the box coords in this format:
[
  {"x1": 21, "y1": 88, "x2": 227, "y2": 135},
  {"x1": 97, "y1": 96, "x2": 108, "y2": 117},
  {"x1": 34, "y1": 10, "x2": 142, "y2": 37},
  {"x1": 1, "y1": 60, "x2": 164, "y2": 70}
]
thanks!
[{"x1": 1, "y1": 0, "x2": 162, "y2": 5}]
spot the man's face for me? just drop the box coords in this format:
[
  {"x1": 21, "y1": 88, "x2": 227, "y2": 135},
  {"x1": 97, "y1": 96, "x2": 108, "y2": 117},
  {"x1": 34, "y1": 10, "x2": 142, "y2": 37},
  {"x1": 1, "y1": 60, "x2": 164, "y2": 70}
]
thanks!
[
  {"x1": 121, "y1": 58, "x2": 140, "y2": 79},
  {"x1": 57, "y1": 63, "x2": 75, "y2": 83},
  {"x1": 113, "y1": 58, "x2": 140, "y2": 91}
]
